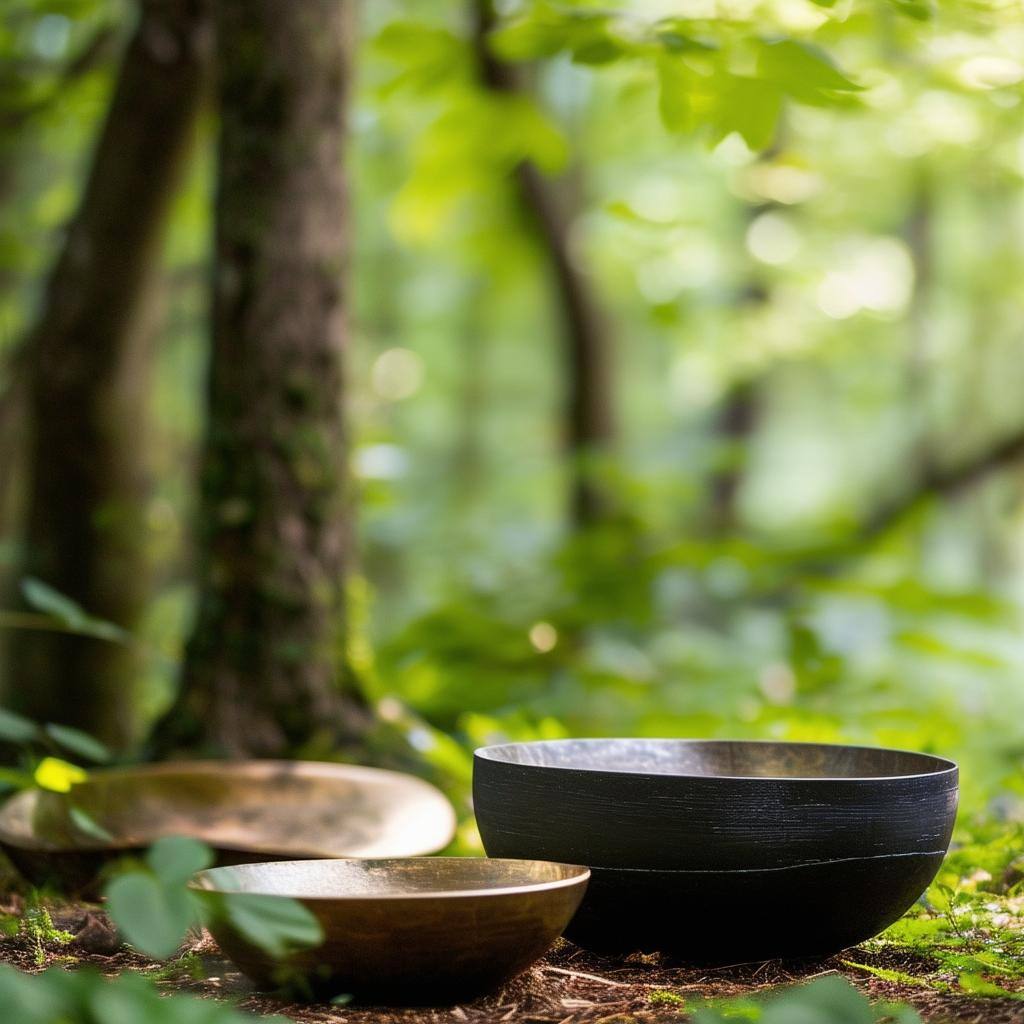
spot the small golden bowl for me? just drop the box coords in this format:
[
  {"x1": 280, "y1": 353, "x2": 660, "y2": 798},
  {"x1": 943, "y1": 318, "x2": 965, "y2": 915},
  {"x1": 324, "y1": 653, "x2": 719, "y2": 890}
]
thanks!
[{"x1": 193, "y1": 857, "x2": 589, "y2": 1004}]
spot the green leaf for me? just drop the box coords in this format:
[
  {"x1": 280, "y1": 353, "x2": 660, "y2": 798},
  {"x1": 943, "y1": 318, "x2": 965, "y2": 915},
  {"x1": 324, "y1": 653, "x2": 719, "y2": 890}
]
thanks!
[
  {"x1": 500, "y1": 95, "x2": 568, "y2": 173},
  {"x1": 105, "y1": 871, "x2": 197, "y2": 959},
  {"x1": 34, "y1": 756, "x2": 87, "y2": 793},
  {"x1": 21, "y1": 577, "x2": 130, "y2": 643},
  {"x1": 43, "y1": 723, "x2": 111, "y2": 764},
  {"x1": 655, "y1": 21, "x2": 718, "y2": 55},
  {"x1": 761, "y1": 976, "x2": 875, "y2": 1024},
  {"x1": 21, "y1": 577, "x2": 86, "y2": 623},
  {"x1": 756, "y1": 39, "x2": 861, "y2": 106},
  {"x1": 888, "y1": 0, "x2": 932, "y2": 20},
  {"x1": 571, "y1": 36, "x2": 622, "y2": 66},
  {"x1": 0, "y1": 964, "x2": 71, "y2": 1024},
  {"x1": 0, "y1": 707, "x2": 39, "y2": 744},
  {"x1": 657, "y1": 57, "x2": 708, "y2": 133},
  {"x1": 371, "y1": 22, "x2": 467, "y2": 97},
  {"x1": 0, "y1": 966, "x2": 261, "y2": 1024},
  {"x1": 714, "y1": 75, "x2": 782, "y2": 150},
  {"x1": 843, "y1": 960, "x2": 937, "y2": 990},
  {"x1": 0, "y1": 767, "x2": 34, "y2": 791},
  {"x1": 88, "y1": 972, "x2": 163, "y2": 1024},
  {"x1": 489, "y1": 15, "x2": 569, "y2": 61},
  {"x1": 146, "y1": 836, "x2": 214, "y2": 886},
  {"x1": 658, "y1": 58, "x2": 781, "y2": 150},
  {"x1": 958, "y1": 973, "x2": 1024, "y2": 999},
  {"x1": 68, "y1": 806, "x2": 114, "y2": 843},
  {"x1": 565, "y1": 15, "x2": 623, "y2": 66},
  {"x1": 221, "y1": 893, "x2": 323, "y2": 960}
]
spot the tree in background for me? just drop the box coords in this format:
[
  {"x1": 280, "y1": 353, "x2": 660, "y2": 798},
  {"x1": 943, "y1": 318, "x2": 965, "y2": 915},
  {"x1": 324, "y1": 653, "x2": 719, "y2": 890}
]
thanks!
[
  {"x1": 472, "y1": 0, "x2": 616, "y2": 530},
  {"x1": 152, "y1": 0, "x2": 369, "y2": 757},
  {"x1": 5, "y1": 0, "x2": 211, "y2": 749},
  {"x1": 0, "y1": 16, "x2": 119, "y2": 537}
]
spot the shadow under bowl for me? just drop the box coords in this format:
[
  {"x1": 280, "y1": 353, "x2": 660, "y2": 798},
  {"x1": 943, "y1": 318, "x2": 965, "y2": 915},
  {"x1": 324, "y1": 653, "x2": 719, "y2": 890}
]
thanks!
[
  {"x1": 193, "y1": 857, "x2": 590, "y2": 1004},
  {"x1": 0, "y1": 760, "x2": 456, "y2": 894},
  {"x1": 474, "y1": 739, "x2": 957, "y2": 958}
]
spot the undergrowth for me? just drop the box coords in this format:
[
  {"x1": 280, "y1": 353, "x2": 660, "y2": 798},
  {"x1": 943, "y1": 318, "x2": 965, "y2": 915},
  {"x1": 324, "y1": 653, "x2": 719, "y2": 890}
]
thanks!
[{"x1": 859, "y1": 820, "x2": 1024, "y2": 1001}]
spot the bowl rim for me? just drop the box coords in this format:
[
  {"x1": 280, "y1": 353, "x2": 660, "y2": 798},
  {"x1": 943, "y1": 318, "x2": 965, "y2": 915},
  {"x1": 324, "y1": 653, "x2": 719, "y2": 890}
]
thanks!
[
  {"x1": 190, "y1": 856, "x2": 591, "y2": 901},
  {"x1": 473, "y1": 738, "x2": 958, "y2": 783},
  {"x1": 7, "y1": 758, "x2": 445, "y2": 787},
  {"x1": 0, "y1": 759, "x2": 457, "y2": 856}
]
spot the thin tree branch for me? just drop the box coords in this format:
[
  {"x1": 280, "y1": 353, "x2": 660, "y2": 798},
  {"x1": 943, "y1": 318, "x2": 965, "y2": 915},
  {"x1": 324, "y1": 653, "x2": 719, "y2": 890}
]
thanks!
[
  {"x1": 859, "y1": 425, "x2": 1024, "y2": 544},
  {"x1": 0, "y1": 24, "x2": 120, "y2": 132},
  {"x1": 758, "y1": 422, "x2": 1024, "y2": 591},
  {"x1": 470, "y1": 0, "x2": 616, "y2": 528}
]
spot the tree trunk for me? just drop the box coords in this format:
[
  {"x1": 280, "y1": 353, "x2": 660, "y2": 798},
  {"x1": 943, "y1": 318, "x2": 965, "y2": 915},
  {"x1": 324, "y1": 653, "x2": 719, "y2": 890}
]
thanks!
[
  {"x1": 453, "y1": 279, "x2": 487, "y2": 511},
  {"x1": 707, "y1": 377, "x2": 760, "y2": 534},
  {"x1": 4, "y1": 0, "x2": 212, "y2": 750},
  {"x1": 151, "y1": 0, "x2": 369, "y2": 758},
  {"x1": 471, "y1": 0, "x2": 616, "y2": 529},
  {"x1": 904, "y1": 170, "x2": 934, "y2": 477},
  {"x1": 704, "y1": 159, "x2": 781, "y2": 536}
]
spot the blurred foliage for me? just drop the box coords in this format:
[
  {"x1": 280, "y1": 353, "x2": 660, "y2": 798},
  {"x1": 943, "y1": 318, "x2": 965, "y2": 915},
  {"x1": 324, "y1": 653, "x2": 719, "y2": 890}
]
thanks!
[
  {"x1": 852, "y1": 820, "x2": 1024, "y2": 999},
  {"x1": 104, "y1": 836, "x2": 323, "y2": 964},
  {"x1": 0, "y1": 964, "x2": 289, "y2": 1023},
  {"x1": 691, "y1": 974, "x2": 922, "y2": 1022},
  {"x1": 348, "y1": 0, "x2": 1024, "y2": 831}
]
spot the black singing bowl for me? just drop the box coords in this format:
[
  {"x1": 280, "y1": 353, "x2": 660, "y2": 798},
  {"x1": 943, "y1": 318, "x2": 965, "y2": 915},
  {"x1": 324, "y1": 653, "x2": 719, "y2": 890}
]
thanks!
[
  {"x1": 473, "y1": 739, "x2": 958, "y2": 961},
  {"x1": 194, "y1": 857, "x2": 590, "y2": 1004}
]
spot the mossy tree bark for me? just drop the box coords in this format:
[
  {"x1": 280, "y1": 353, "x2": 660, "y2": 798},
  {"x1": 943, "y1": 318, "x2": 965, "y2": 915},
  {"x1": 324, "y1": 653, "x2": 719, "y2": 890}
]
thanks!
[
  {"x1": 151, "y1": 0, "x2": 369, "y2": 757},
  {"x1": 4, "y1": 0, "x2": 212, "y2": 749}
]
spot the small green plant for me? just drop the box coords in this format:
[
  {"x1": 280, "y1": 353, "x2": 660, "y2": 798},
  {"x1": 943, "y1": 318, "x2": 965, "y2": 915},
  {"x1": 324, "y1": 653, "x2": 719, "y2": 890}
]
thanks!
[
  {"x1": 21, "y1": 894, "x2": 74, "y2": 966},
  {"x1": 648, "y1": 988, "x2": 686, "y2": 1008},
  {"x1": 0, "y1": 597, "x2": 124, "y2": 812},
  {"x1": 148, "y1": 950, "x2": 207, "y2": 984},
  {"x1": 863, "y1": 821, "x2": 1024, "y2": 1000},
  {"x1": 0, "y1": 704, "x2": 112, "y2": 836},
  {"x1": 0, "y1": 706, "x2": 111, "y2": 783}
]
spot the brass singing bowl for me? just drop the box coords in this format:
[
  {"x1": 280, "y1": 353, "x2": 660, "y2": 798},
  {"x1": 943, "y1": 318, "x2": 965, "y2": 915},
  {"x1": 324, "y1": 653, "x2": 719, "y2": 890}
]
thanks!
[
  {"x1": 0, "y1": 760, "x2": 456, "y2": 893},
  {"x1": 194, "y1": 857, "x2": 590, "y2": 1004}
]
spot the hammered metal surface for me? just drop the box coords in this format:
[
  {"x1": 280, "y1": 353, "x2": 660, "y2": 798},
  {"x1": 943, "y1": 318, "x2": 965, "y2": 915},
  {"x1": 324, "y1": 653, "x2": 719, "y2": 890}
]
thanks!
[
  {"x1": 0, "y1": 760, "x2": 456, "y2": 891},
  {"x1": 194, "y1": 857, "x2": 590, "y2": 1003}
]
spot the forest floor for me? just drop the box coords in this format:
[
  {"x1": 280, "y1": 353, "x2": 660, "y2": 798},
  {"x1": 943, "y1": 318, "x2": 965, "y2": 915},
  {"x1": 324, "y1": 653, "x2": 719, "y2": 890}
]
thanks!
[{"x1": 2, "y1": 898, "x2": 1023, "y2": 1024}]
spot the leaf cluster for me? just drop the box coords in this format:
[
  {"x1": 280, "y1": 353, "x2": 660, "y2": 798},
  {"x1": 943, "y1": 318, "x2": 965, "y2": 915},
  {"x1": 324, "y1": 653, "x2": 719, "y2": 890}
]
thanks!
[
  {"x1": 104, "y1": 836, "x2": 323, "y2": 965},
  {"x1": 0, "y1": 964, "x2": 287, "y2": 1024}
]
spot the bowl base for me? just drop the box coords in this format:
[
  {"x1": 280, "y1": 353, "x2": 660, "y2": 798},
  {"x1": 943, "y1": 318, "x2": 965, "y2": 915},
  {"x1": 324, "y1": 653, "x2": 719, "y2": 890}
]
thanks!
[{"x1": 563, "y1": 853, "x2": 945, "y2": 961}]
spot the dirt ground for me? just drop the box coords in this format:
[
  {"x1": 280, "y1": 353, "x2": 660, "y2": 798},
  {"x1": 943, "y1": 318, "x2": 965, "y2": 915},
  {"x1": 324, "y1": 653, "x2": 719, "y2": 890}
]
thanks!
[{"x1": 3, "y1": 900, "x2": 1023, "y2": 1024}]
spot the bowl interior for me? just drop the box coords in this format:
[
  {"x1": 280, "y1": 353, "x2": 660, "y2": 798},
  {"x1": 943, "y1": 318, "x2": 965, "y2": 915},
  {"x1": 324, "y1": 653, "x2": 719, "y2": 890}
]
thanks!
[
  {"x1": 194, "y1": 857, "x2": 589, "y2": 900},
  {"x1": 0, "y1": 761, "x2": 456, "y2": 859},
  {"x1": 476, "y1": 739, "x2": 955, "y2": 780}
]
